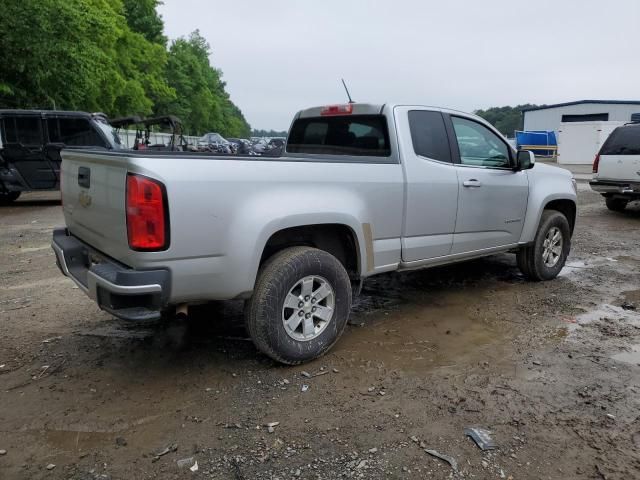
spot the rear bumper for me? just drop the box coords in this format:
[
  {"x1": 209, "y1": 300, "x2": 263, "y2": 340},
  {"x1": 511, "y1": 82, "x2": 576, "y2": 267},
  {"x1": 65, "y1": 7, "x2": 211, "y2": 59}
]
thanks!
[
  {"x1": 589, "y1": 180, "x2": 640, "y2": 196},
  {"x1": 51, "y1": 228, "x2": 170, "y2": 320}
]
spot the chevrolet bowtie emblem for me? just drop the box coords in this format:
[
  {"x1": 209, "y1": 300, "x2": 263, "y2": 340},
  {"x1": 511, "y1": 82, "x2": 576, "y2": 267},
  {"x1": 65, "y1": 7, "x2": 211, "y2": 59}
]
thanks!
[{"x1": 78, "y1": 190, "x2": 92, "y2": 208}]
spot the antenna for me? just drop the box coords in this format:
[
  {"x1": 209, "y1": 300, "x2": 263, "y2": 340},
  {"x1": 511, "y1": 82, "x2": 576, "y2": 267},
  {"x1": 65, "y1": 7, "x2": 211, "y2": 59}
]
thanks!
[{"x1": 341, "y1": 78, "x2": 354, "y2": 104}]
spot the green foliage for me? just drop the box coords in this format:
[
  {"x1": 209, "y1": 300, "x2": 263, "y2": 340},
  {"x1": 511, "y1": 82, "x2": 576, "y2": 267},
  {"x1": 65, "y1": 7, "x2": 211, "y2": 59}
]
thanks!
[
  {"x1": 121, "y1": 0, "x2": 166, "y2": 46},
  {"x1": 0, "y1": 1, "x2": 250, "y2": 136},
  {"x1": 252, "y1": 129, "x2": 288, "y2": 138},
  {"x1": 0, "y1": 0, "x2": 171, "y2": 116},
  {"x1": 474, "y1": 104, "x2": 541, "y2": 136},
  {"x1": 156, "y1": 31, "x2": 250, "y2": 138}
]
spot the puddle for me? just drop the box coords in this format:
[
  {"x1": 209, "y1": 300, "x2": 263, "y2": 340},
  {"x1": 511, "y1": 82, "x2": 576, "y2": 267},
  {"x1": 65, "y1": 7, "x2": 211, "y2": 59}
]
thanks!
[
  {"x1": 76, "y1": 325, "x2": 157, "y2": 340},
  {"x1": 334, "y1": 289, "x2": 512, "y2": 374},
  {"x1": 611, "y1": 344, "x2": 640, "y2": 365},
  {"x1": 572, "y1": 304, "x2": 640, "y2": 327},
  {"x1": 69, "y1": 259, "x2": 521, "y2": 374},
  {"x1": 558, "y1": 257, "x2": 618, "y2": 279}
]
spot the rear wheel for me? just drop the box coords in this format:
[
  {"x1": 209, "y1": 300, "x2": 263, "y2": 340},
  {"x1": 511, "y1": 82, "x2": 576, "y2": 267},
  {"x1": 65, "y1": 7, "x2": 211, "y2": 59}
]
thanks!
[
  {"x1": 245, "y1": 246, "x2": 352, "y2": 365},
  {"x1": 605, "y1": 197, "x2": 628, "y2": 212},
  {"x1": 517, "y1": 210, "x2": 571, "y2": 281},
  {"x1": 0, "y1": 191, "x2": 20, "y2": 205}
]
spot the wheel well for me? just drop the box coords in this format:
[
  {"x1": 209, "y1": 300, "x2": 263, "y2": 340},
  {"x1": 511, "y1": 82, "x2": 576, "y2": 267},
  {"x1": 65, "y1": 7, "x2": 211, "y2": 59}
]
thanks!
[
  {"x1": 544, "y1": 199, "x2": 577, "y2": 234},
  {"x1": 260, "y1": 224, "x2": 360, "y2": 279}
]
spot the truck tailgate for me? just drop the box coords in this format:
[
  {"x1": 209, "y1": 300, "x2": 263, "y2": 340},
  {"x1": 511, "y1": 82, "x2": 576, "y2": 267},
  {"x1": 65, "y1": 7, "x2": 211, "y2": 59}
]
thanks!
[
  {"x1": 60, "y1": 150, "x2": 129, "y2": 261},
  {"x1": 597, "y1": 154, "x2": 640, "y2": 181}
]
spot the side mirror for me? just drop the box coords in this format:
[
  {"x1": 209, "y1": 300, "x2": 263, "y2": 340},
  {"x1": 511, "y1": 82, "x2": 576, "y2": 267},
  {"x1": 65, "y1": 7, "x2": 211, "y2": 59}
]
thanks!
[{"x1": 516, "y1": 150, "x2": 535, "y2": 170}]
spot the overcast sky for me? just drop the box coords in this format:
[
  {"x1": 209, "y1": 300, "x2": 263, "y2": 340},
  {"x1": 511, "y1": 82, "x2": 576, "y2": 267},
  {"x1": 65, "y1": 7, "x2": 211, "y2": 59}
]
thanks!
[{"x1": 158, "y1": 0, "x2": 639, "y2": 131}]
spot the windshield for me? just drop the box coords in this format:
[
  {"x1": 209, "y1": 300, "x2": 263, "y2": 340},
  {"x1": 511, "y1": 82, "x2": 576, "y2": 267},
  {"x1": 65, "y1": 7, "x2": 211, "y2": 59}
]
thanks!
[{"x1": 95, "y1": 118, "x2": 124, "y2": 149}]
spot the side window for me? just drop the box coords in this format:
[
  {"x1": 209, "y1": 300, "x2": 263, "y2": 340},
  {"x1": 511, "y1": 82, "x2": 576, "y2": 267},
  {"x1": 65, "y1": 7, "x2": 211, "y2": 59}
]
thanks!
[
  {"x1": 47, "y1": 118, "x2": 62, "y2": 143},
  {"x1": 3, "y1": 116, "x2": 43, "y2": 146},
  {"x1": 57, "y1": 118, "x2": 106, "y2": 147},
  {"x1": 408, "y1": 110, "x2": 451, "y2": 162},
  {"x1": 451, "y1": 116, "x2": 511, "y2": 168}
]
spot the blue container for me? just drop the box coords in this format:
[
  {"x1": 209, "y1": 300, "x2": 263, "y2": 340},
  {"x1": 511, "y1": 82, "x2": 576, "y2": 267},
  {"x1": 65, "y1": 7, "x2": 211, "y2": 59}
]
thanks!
[{"x1": 515, "y1": 131, "x2": 557, "y2": 157}]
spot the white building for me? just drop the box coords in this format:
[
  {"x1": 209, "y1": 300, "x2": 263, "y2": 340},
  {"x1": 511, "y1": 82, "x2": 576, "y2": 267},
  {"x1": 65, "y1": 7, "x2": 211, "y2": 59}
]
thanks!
[{"x1": 523, "y1": 100, "x2": 640, "y2": 133}]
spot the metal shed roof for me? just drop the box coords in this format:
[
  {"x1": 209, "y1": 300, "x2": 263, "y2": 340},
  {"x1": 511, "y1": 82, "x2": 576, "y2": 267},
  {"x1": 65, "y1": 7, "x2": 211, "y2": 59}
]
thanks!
[{"x1": 523, "y1": 100, "x2": 640, "y2": 112}]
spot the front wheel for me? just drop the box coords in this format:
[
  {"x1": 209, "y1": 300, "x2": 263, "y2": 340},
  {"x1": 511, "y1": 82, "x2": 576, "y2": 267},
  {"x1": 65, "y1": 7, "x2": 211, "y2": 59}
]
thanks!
[
  {"x1": 245, "y1": 247, "x2": 352, "y2": 365},
  {"x1": 517, "y1": 210, "x2": 571, "y2": 281},
  {"x1": 605, "y1": 197, "x2": 628, "y2": 212}
]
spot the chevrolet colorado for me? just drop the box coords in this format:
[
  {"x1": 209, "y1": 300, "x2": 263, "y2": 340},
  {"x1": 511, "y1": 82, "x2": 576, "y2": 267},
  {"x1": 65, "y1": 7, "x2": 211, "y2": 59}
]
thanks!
[{"x1": 52, "y1": 103, "x2": 577, "y2": 364}]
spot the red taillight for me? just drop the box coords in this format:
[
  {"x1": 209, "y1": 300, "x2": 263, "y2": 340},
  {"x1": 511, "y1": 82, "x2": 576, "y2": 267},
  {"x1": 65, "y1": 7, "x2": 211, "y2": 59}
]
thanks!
[
  {"x1": 126, "y1": 173, "x2": 168, "y2": 251},
  {"x1": 592, "y1": 154, "x2": 600, "y2": 173},
  {"x1": 321, "y1": 104, "x2": 354, "y2": 116}
]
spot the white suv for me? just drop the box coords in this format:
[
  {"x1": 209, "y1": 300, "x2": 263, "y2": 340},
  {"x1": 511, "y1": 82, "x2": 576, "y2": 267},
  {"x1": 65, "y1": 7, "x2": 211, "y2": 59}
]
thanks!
[{"x1": 590, "y1": 122, "x2": 640, "y2": 211}]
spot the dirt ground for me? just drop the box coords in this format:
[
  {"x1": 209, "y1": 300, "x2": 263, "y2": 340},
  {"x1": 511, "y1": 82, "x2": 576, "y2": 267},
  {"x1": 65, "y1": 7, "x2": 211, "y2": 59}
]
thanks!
[{"x1": 1, "y1": 185, "x2": 639, "y2": 480}]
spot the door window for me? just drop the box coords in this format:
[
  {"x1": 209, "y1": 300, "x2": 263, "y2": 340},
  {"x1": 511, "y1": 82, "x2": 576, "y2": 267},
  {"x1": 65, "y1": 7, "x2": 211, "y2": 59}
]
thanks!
[
  {"x1": 3, "y1": 116, "x2": 43, "y2": 146},
  {"x1": 451, "y1": 116, "x2": 511, "y2": 168},
  {"x1": 48, "y1": 118, "x2": 106, "y2": 147},
  {"x1": 408, "y1": 110, "x2": 451, "y2": 162}
]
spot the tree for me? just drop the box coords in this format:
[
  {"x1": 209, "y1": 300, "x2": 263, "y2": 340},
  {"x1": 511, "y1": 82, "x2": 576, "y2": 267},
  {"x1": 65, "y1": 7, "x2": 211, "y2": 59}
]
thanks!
[
  {"x1": 156, "y1": 31, "x2": 250, "y2": 137},
  {"x1": 0, "y1": 2, "x2": 249, "y2": 134},
  {"x1": 0, "y1": 0, "x2": 173, "y2": 117},
  {"x1": 474, "y1": 104, "x2": 541, "y2": 136},
  {"x1": 252, "y1": 129, "x2": 288, "y2": 138},
  {"x1": 121, "y1": 0, "x2": 166, "y2": 46}
]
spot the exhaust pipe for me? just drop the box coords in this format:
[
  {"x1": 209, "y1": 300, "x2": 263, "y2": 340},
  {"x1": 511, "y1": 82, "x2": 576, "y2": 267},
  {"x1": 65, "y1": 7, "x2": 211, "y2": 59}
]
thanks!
[{"x1": 175, "y1": 303, "x2": 189, "y2": 320}]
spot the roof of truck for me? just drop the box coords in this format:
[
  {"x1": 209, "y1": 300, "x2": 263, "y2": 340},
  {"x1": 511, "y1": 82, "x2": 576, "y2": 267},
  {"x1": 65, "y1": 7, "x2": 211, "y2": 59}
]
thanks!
[
  {"x1": 522, "y1": 100, "x2": 640, "y2": 112},
  {"x1": 295, "y1": 103, "x2": 476, "y2": 119}
]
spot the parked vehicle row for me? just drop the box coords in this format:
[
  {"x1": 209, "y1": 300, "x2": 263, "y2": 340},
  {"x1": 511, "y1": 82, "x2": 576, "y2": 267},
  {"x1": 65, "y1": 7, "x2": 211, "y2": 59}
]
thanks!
[
  {"x1": 197, "y1": 133, "x2": 286, "y2": 155},
  {"x1": 52, "y1": 102, "x2": 577, "y2": 364}
]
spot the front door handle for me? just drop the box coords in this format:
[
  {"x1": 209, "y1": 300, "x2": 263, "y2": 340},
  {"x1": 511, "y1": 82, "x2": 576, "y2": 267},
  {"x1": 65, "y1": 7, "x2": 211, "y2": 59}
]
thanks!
[{"x1": 463, "y1": 179, "x2": 482, "y2": 188}]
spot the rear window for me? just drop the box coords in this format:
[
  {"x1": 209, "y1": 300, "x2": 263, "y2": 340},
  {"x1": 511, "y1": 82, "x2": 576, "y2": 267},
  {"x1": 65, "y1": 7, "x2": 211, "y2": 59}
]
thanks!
[
  {"x1": 600, "y1": 126, "x2": 640, "y2": 155},
  {"x1": 287, "y1": 115, "x2": 391, "y2": 157}
]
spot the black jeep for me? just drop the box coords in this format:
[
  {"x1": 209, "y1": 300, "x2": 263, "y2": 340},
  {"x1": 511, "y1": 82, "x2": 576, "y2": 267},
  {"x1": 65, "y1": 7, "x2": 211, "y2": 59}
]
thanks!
[{"x1": 0, "y1": 110, "x2": 123, "y2": 203}]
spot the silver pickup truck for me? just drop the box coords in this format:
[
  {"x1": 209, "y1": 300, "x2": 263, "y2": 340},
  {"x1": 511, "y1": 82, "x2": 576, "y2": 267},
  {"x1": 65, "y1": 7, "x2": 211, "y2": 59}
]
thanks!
[{"x1": 52, "y1": 103, "x2": 577, "y2": 364}]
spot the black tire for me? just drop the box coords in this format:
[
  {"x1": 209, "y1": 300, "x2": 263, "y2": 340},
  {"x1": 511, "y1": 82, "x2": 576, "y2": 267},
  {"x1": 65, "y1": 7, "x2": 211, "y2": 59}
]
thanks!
[
  {"x1": 0, "y1": 191, "x2": 20, "y2": 205},
  {"x1": 605, "y1": 197, "x2": 628, "y2": 212},
  {"x1": 517, "y1": 210, "x2": 571, "y2": 281},
  {"x1": 245, "y1": 246, "x2": 352, "y2": 365}
]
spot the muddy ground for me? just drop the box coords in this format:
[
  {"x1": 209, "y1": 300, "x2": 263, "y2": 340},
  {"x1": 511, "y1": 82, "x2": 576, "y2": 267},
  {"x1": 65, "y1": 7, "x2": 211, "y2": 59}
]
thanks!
[{"x1": 1, "y1": 186, "x2": 639, "y2": 480}]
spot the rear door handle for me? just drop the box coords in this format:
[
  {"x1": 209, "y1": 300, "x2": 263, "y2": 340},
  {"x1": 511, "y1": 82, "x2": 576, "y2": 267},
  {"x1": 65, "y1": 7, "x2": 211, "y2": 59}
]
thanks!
[{"x1": 463, "y1": 179, "x2": 482, "y2": 188}]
